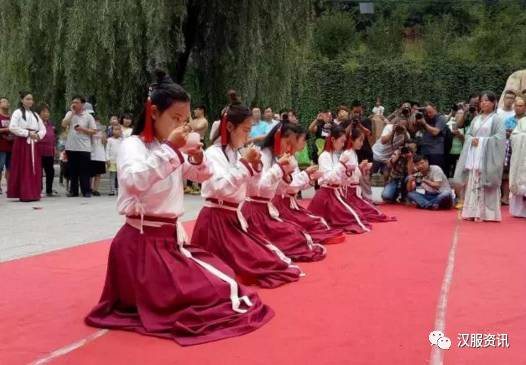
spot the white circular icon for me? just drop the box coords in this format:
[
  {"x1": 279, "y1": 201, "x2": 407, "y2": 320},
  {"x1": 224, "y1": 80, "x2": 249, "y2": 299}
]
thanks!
[
  {"x1": 428, "y1": 330, "x2": 445, "y2": 345},
  {"x1": 437, "y1": 337, "x2": 452, "y2": 350}
]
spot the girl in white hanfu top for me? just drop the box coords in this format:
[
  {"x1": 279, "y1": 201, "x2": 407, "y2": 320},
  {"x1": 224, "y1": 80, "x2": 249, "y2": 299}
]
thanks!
[
  {"x1": 7, "y1": 91, "x2": 46, "y2": 202},
  {"x1": 192, "y1": 92, "x2": 302, "y2": 288},
  {"x1": 341, "y1": 128, "x2": 396, "y2": 223},
  {"x1": 242, "y1": 121, "x2": 326, "y2": 262},
  {"x1": 308, "y1": 126, "x2": 371, "y2": 234},
  {"x1": 271, "y1": 122, "x2": 346, "y2": 245},
  {"x1": 85, "y1": 71, "x2": 272, "y2": 346}
]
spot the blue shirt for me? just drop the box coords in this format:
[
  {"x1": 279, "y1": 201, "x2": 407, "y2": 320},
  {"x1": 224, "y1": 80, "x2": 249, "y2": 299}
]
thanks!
[
  {"x1": 249, "y1": 120, "x2": 277, "y2": 138},
  {"x1": 505, "y1": 115, "x2": 518, "y2": 130}
]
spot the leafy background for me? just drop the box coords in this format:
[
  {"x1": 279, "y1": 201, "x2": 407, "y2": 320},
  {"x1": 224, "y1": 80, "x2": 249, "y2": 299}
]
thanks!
[{"x1": 1, "y1": 0, "x2": 525, "y2": 127}]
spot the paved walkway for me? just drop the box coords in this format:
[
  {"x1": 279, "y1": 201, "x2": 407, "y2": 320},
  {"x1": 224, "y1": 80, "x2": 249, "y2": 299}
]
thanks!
[{"x1": 1, "y1": 171, "x2": 384, "y2": 262}]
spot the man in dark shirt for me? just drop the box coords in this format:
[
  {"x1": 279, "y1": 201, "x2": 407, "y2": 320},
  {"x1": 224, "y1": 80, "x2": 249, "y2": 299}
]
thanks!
[{"x1": 416, "y1": 101, "x2": 448, "y2": 172}]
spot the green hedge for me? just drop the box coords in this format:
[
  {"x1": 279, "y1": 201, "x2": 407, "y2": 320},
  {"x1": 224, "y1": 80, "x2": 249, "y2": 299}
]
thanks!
[{"x1": 294, "y1": 58, "x2": 523, "y2": 124}]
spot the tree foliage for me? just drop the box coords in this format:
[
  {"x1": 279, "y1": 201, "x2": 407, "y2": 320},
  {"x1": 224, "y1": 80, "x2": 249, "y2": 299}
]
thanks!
[{"x1": 1, "y1": 0, "x2": 525, "y2": 128}]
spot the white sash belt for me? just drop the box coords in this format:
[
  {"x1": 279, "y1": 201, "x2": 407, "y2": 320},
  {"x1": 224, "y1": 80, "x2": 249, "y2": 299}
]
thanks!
[
  {"x1": 264, "y1": 241, "x2": 305, "y2": 277},
  {"x1": 204, "y1": 200, "x2": 249, "y2": 232},
  {"x1": 128, "y1": 211, "x2": 253, "y2": 314},
  {"x1": 26, "y1": 137, "x2": 36, "y2": 175},
  {"x1": 175, "y1": 221, "x2": 253, "y2": 314},
  {"x1": 286, "y1": 194, "x2": 330, "y2": 229},
  {"x1": 333, "y1": 188, "x2": 370, "y2": 232},
  {"x1": 246, "y1": 197, "x2": 283, "y2": 222}
]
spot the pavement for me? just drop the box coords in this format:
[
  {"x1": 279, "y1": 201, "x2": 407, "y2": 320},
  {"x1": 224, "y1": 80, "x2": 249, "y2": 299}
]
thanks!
[{"x1": 0, "y1": 172, "x2": 383, "y2": 262}]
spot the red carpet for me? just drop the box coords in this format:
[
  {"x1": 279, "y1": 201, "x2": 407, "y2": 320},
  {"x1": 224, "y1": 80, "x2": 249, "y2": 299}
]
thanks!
[
  {"x1": 1, "y1": 206, "x2": 524, "y2": 364},
  {"x1": 444, "y1": 210, "x2": 526, "y2": 364}
]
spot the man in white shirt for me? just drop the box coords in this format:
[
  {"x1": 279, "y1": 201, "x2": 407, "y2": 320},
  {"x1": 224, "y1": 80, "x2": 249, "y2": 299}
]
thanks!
[
  {"x1": 372, "y1": 119, "x2": 410, "y2": 174},
  {"x1": 497, "y1": 89, "x2": 516, "y2": 121},
  {"x1": 61, "y1": 95, "x2": 96, "y2": 197},
  {"x1": 406, "y1": 155, "x2": 453, "y2": 210}
]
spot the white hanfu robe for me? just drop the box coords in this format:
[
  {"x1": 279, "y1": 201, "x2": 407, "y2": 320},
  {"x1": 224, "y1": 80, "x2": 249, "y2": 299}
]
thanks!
[
  {"x1": 454, "y1": 113, "x2": 506, "y2": 221},
  {"x1": 509, "y1": 117, "x2": 526, "y2": 217}
]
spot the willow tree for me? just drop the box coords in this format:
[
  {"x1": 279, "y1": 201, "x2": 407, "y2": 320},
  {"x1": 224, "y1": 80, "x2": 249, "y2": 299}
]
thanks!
[
  {"x1": 0, "y1": 0, "x2": 314, "y2": 123},
  {"x1": 187, "y1": 0, "x2": 314, "y2": 119}
]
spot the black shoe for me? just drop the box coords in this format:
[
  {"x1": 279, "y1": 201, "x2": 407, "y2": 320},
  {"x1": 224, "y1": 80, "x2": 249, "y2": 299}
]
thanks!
[
  {"x1": 67, "y1": 193, "x2": 79, "y2": 197},
  {"x1": 92, "y1": 191, "x2": 101, "y2": 196},
  {"x1": 83, "y1": 193, "x2": 92, "y2": 198},
  {"x1": 46, "y1": 192, "x2": 56, "y2": 197},
  {"x1": 108, "y1": 191, "x2": 115, "y2": 196}
]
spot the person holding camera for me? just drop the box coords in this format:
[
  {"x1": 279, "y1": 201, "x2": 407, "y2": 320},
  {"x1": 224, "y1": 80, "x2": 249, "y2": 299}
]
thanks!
[
  {"x1": 388, "y1": 102, "x2": 414, "y2": 130},
  {"x1": 372, "y1": 118, "x2": 410, "y2": 176},
  {"x1": 308, "y1": 109, "x2": 335, "y2": 163},
  {"x1": 415, "y1": 102, "x2": 448, "y2": 172},
  {"x1": 61, "y1": 95, "x2": 97, "y2": 197},
  {"x1": 406, "y1": 155, "x2": 453, "y2": 210},
  {"x1": 381, "y1": 145, "x2": 415, "y2": 203},
  {"x1": 462, "y1": 93, "x2": 480, "y2": 129},
  {"x1": 349, "y1": 101, "x2": 373, "y2": 162}
]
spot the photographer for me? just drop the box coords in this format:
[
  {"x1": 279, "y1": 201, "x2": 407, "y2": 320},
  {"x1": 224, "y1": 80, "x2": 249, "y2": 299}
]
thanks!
[
  {"x1": 415, "y1": 101, "x2": 448, "y2": 172},
  {"x1": 372, "y1": 118, "x2": 410, "y2": 175},
  {"x1": 309, "y1": 109, "x2": 335, "y2": 163},
  {"x1": 381, "y1": 145, "x2": 415, "y2": 203},
  {"x1": 461, "y1": 93, "x2": 480, "y2": 129},
  {"x1": 350, "y1": 100, "x2": 373, "y2": 162},
  {"x1": 406, "y1": 155, "x2": 453, "y2": 210}
]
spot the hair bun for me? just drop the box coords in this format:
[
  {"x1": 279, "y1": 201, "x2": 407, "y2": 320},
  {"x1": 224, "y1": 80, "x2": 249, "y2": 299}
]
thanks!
[{"x1": 152, "y1": 69, "x2": 174, "y2": 88}]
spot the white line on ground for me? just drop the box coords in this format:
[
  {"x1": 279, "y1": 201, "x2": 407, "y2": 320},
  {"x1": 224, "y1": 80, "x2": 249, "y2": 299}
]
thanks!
[
  {"x1": 429, "y1": 212, "x2": 462, "y2": 365},
  {"x1": 29, "y1": 329, "x2": 109, "y2": 365}
]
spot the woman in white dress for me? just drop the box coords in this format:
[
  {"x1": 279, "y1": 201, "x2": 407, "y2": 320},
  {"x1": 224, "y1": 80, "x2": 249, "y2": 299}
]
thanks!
[
  {"x1": 509, "y1": 116, "x2": 526, "y2": 217},
  {"x1": 454, "y1": 91, "x2": 506, "y2": 222}
]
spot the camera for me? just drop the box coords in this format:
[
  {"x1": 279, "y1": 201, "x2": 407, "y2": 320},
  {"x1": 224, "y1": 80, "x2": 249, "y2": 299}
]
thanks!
[
  {"x1": 350, "y1": 116, "x2": 360, "y2": 127},
  {"x1": 414, "y1": 172, "x2": 424, "y2": 185},
  {"x1": 468, "y1": 106, "x2": 476, "y2": 114},
  {"x1": 414, "y1": 107, "x2": 426, "y2": 121}
]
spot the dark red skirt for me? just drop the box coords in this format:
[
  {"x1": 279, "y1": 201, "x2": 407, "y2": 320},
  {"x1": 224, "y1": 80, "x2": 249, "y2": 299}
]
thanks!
[
  {"x1": 7, "y1": 136, "x2": 41, "y2": 201},
  {"x1": 242, "y1": 200, "x2": 326, "y2": 262},
  {"x1": 191, "y1": 206, "x2": 302, "y2": 288},
  {"x1": 272, "y1": 195, "x2": 346, "y2": 244},
  {"x1": 86, "y1": 223, "x2": 273, "y2": 346},
  {"x1": 343, "y1": 186, "x2": 396, "y2": 223},
  {"x1": 308, "y1": 187, "x2": 371, "y2": 234}
]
